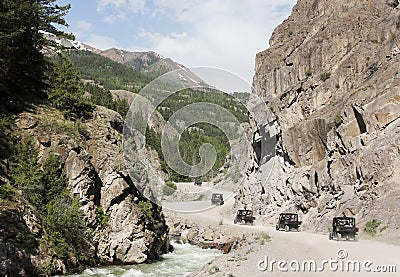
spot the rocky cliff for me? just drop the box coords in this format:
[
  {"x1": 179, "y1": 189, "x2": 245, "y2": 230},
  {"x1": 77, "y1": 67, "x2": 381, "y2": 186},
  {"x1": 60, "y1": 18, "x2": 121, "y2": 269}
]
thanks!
[
  {"x1": 240, "y1": 0, "x2": 400, "y2": 239},
  {"x1": 0, "y1": 105, "x2": 169, "y2": 275}
]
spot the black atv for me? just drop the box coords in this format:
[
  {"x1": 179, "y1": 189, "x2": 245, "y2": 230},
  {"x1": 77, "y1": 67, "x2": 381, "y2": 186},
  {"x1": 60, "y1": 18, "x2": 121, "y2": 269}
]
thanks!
[
  {"x1": 234, "y1": 209, "x2": 255, "y2": 225},
  {"x1": 276, "y1": 213, "x2": 302, "y2": 232},
  {"x1": 211, "y1": 193, "x2": 224, "y2": 205},
  {"x1": 329, "y1": 216, "x2": 359, "y2": 241}
]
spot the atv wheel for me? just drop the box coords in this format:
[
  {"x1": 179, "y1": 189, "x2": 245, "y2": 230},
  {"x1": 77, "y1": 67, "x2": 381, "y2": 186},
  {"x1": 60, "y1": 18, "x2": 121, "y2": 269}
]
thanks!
[
  {"x1": 285, "y1": 225, "x2": 290, "y2": 232},
  {"x1": 329, "y1": 233, "x2": 333, "y2": 240}
]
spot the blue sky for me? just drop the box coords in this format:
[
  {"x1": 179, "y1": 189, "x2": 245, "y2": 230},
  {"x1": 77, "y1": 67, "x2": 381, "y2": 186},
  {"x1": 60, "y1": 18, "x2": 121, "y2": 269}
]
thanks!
[{"x1": 57, "y1": 0, "x2": 296, "y2": 83}]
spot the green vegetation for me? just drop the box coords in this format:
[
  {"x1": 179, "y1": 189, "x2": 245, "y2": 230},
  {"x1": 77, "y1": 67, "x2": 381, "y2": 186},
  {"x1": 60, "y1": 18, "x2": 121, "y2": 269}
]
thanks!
[
  {"x1": 163, "y1": 181, "x2": 177, "y2": 196},
  {"x1": 146, "y1": 122, "x2": 231, "y2": 182},
  {"x1": 305, "y1": 69, "x2": 312, "y2": 77},
  {"x1": 145, "y1": 89, "x2": 248, "y2": 182},
  {"x1": 138, "y1": 200, "x2": 154, "y2": 220},
  {"x1": 390, "y1": 31, "x2": 397, "y2": 41},
  {"x1": 48, "y1": 55, "x2": 94, "y2": 120},
  {"x1": 65, "y1": 50, "x2": 151, "y2": 92},
  {"x1": 0, "y1": 183, "x2": 14, "y2": 199},
  {"x1": 364, "y1": 219, "x2": 381, "y2": 237},
  {"x1": 334, "y1": 112, "x2": 342, "y2": 126},
  {"x1": 0, "y1": 115, "x2": 13, "y2": 183},
  {"x1": 320, "y1": 71, "x2": 331, "y2": 81},
  {"x1": 255, "y1": 232, "x2": 271, "y2": 245},
  {"x1": 0, "y1": 0, "x2": 72, "y2": 101},
  {"x1": 157, "y1": 89, "x2": 248, "y2": 123},
  {"x1": 9, "y1": 141, "x2": 91, "y2": 262},
  {"x1": 95, "y1": 205, "x2": 110, "y2": 228},
  {"x1": 335, "y1": 83, "x2": 340, "y2": 89},
  {"x1": 83, "y1": 82, "x2": 129, "y2": 117}
]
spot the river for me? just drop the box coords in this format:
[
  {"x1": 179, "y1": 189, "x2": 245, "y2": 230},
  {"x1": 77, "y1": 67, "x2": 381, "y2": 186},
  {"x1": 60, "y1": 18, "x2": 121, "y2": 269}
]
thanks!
[{"x1": 66, "y1": 239, "x2": 222, "y2": 277}]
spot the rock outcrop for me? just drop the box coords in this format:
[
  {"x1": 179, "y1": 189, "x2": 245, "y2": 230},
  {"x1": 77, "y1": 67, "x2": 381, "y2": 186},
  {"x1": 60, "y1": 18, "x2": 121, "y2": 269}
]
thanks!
[
  {"x1": 240, "y1": 0, "x2": 400, "y2": 238},
  {"x1": 166, "y1": 213, "x2": 241, "y2": 254},
  {"x1": 1, "y1": 105, "x2": 169, "y2": 275}
]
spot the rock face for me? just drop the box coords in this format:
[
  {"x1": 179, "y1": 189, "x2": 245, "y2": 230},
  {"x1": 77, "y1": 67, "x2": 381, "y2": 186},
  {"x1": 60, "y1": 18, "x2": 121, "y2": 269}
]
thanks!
[
  {"x1": 240, "y1": 0, "x2": 400, "y2": 237},
  {"x1": 63, "y1": 106, "x2": 169, "y2": 264},
  {"x1": 1, "y1": 105, "x2": 169, "y2": 274}
]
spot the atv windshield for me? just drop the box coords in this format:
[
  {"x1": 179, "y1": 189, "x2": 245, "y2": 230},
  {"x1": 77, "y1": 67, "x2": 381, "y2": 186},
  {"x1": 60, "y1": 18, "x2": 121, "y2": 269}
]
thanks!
[
  {"x1": 336, "y1": 218, "x2": 355, "y2": 227},
  {"x1": 281, "y1": 214, "x2": 298, "y2": 221},
  {"x1": 238, "y1": 210, "x2": 253, "y2": 216}
]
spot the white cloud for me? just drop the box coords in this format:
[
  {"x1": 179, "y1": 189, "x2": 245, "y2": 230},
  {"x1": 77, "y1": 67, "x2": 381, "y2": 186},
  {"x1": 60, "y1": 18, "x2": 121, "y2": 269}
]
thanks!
[
  {"x1": 76, "y1": 20, "x2": 92, "y2": 31},
  {"x1": 97, "y1": 0, "x2": 146, "y2": 15},
  {"x1": 97, "y1": 0, "x2": 128, "y2": 11},
  {"x1": 86, "y1": 34, "x2": 119, "y2": 50},
  {"x1": 136, "y1": 0, "x2": 296, "y2": 82},
  {"x1": 95, "y1": 0, "x2": 296, "y2": 82}
]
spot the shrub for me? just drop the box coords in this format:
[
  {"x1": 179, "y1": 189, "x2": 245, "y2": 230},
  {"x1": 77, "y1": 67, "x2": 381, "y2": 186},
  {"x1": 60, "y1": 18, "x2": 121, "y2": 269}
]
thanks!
[
  {"x1": 334, "y1": 112, "x2": 342, "y2": 126},
  {"x1": 163, "y1": 181, "x2": 177, "y2": 196},
  {"x1": 95, "y1": 205, "x2": 110, "y2": 228},
  {"x1": 138, "y1": 200, "x2": 153, "y2": 220},
  {"x1": 305, "y1": 69, "x2": 312, "y2": 77},
  {"x1": 0, "y1": 183, "x2": 14, "y2": 199},
  {"x1": 320, "y1": 72, "x2": 331, "y2": 81},
  {"x1": 364, "y1": 219, "x2": 381, "y2": 237}
]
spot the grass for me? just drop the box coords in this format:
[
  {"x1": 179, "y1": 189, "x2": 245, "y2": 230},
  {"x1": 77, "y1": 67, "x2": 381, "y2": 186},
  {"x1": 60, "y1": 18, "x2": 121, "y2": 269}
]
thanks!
[{"x1": 255, "y1": 232, "x2": 271, "y2": 245}]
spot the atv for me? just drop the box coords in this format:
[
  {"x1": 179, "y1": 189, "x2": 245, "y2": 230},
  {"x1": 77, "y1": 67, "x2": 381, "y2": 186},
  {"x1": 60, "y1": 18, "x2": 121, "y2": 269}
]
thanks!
[
  {"x1": 276, "y1": 213, "x2": 302, "y2": 232},
  {"x1": 234, "y1": 209, "x2": 255, "y2": 225},
  {"x1": 211, "y1": 193, "x2": 224, "y2": 205},
  {"x1": 329, "y1": 216, "x2": 359, "y2": 241}
]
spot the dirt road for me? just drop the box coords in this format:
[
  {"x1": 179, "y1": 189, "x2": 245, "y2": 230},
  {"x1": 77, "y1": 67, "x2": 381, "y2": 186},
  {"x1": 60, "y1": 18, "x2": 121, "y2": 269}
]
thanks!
[{"x1": 168, "y1": 193, "x2": 400, "y2": 276}]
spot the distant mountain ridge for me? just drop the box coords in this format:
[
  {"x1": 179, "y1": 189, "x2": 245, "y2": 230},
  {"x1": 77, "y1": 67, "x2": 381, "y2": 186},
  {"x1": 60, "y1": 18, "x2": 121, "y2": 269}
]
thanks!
[{"x1": 84, "y1": 46, "x2": 189, "y2": 79}]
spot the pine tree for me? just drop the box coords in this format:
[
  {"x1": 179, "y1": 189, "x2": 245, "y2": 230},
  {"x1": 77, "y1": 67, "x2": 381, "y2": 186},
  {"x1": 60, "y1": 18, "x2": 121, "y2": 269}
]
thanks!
[
  {"x1": 48, "y1": 55, "x2": 94, "y2": 119},
  {"x1": 0, "y1": 0, "x2": 72, "y2": 100},
  {"x1": 9, "y1": 140, "x2": 44, "y2": 208},
  {"x1": 42, "y1": 151, "x2": 68, "y2": 203}
]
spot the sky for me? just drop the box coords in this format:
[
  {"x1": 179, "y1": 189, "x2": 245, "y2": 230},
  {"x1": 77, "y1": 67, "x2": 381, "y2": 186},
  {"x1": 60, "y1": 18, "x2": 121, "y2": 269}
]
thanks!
[{"x1": 57, "y1": 0, "x2": 296, "y2": 84}]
